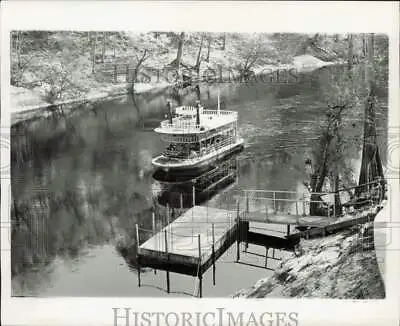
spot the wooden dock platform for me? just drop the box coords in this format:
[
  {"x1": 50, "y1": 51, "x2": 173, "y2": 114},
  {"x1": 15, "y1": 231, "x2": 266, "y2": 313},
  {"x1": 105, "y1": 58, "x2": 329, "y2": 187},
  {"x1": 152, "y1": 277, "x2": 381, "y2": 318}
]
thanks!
[{"x1": 138, "y1": 206, "x2": 240, "y2": 276}]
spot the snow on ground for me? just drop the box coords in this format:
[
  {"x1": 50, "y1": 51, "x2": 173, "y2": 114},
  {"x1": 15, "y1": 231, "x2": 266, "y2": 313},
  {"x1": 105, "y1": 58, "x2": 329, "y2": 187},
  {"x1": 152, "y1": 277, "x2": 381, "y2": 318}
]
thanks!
[{"x1": 232, "y1": 208, "x2": 385, "y2": 299}]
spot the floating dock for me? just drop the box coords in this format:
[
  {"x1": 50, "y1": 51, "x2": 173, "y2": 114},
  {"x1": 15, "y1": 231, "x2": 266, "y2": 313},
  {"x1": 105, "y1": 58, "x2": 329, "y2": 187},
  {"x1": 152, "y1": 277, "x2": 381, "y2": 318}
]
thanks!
[
  {"x1": 136, "y1": 182, "x2": 384, "y2": 297},
  {"x1": 138, "y1": 205, "x2": 239, "y2": 277}
]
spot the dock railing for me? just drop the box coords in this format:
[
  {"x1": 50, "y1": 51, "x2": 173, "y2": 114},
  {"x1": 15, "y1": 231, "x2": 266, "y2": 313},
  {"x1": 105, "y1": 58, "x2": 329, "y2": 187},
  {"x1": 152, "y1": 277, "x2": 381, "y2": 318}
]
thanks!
[{"x1": 232, "y1": 189, "x2": 332, "y2": 220}]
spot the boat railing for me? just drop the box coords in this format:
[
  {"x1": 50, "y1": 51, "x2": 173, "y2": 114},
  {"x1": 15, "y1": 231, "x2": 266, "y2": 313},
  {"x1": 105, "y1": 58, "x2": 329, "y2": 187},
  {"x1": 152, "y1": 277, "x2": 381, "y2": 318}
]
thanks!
[
  {"x1": 159, "y1": 110, "x2": 237, "y2": 131},
  {"x1": 160, "y1": 118, "x2": 202, "y2": 131},
  {"x1": 202, "y1": 109, "x2": 237, "y2": 117}
]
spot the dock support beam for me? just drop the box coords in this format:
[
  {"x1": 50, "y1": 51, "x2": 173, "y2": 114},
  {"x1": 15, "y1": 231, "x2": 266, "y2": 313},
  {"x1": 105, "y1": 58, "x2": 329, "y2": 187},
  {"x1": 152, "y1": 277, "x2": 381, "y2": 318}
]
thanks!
[
  {"x1": 265, "y1": 247, "x2": 268, "y2": 268},
  {"x1": 165, "y1": 230, "x2": 170, "y2": 293},
  {"x1": 236, "y1": 233, "x2": 240, "y2": 262},
  {"x1": 136, "y1": 224, "x2": 141, "y2": 287},
  {"x1": 287, "y1": 224, "x2": 290, "y2": 236},
  {"x1": 152, "y1": 213, "x2": 157, "y2": 275},
  {"x1": 192, "y1": 185, "x2": 196, "y2": 207},
  {"x1": 199, "y1": 277, "x2": 203, "y2": 298},
  {"x1": 212, "y1": 224, "x2": 216, "y2": 286},
  {"x1": 180, "y1": 193, "x2": 183, "y2": 209},
  {"x1": 198, "y1": 234, "x2": 202, "y2": 298}
]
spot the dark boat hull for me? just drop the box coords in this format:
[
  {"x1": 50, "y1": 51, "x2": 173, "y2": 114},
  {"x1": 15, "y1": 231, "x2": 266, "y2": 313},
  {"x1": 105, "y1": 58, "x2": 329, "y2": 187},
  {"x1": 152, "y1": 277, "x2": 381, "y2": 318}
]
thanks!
[{"x1": 152, "y1": 141, "x2": 244, "y2": 175}]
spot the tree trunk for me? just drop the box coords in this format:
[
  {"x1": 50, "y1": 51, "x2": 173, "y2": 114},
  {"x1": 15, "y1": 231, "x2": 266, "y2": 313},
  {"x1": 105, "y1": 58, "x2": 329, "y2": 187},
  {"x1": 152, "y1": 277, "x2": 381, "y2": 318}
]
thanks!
[
  {"x1": 102, "y1": 32, "x2": 106, "y2": 62},
  {"x1": 205, "y1": 35, "x2": 212, "y2": 62},
  {"x1": 113, "y1": 32, "x2": 116, "y2": 58},
  {"x1": 347, "y1": 34, "x2": 353, "y2": 72},
  {"x1": 358, "y1": 33, "x2": 384, "y2": 194},
  {"x1": 176, "y1": 32, "x2": 185, "y2": 72},
  {"x1": 195, "y1": 34, "x2": 205, "y2": 74},
  {"x1": 222, "y1": 33, "x2": 226, "y2": 50},
  {"x1": 92, "y1": 32, "x2": 96, "y2": 73}
]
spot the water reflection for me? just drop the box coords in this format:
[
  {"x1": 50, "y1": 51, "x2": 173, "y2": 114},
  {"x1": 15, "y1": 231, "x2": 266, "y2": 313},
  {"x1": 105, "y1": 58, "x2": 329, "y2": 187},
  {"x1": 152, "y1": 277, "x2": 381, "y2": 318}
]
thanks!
[{"x1": 152, "y1": 153, "x2": 240, "y2": 209}]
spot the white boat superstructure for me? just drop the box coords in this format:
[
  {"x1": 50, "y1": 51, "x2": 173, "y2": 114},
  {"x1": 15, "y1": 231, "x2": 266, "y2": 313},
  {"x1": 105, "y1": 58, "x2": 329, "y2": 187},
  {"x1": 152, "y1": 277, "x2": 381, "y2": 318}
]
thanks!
[{"x1": 152, "y1": 99, "x2": 243, "y2": 172}]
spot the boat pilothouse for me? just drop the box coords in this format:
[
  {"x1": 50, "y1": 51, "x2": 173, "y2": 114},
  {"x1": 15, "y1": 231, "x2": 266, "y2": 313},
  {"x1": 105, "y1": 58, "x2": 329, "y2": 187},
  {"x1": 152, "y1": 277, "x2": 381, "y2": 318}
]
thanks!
[{"x1": 152, "y1": 96, "x2": 244, "y2": 172}]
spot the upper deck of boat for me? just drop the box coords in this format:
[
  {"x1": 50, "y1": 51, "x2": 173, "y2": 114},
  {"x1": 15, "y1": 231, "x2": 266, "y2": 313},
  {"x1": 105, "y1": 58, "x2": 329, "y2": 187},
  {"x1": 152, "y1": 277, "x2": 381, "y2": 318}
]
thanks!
[{"x1": 154, "y1": 106, "x2": 238, "y2": 135}]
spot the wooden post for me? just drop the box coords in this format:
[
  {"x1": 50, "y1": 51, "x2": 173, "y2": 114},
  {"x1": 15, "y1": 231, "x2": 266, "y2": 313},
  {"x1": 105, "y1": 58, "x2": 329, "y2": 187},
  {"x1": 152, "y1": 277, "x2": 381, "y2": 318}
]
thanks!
[
  {"x1": 114, "y1": 64, "x2": 117, "y2": 83},
  {"x1": 272, "y1": 248, "x2": 276, "y2": 259},
  {"x1": 198, "y1": 234, "x2": 202, "y2": 297},
  {"x1": 265, "y1": 204, "x2": 269, "y2": 222},
  {"x1": 199, "y1": 276, "x2": 203, "y2": 298},
  {"x1": 246, "y1": 191, "x2": 249, "y2": 212},
  {"x1": 287, "y1": 224, "x2": 290, "y2": 236},
  {"x1": 333, "y1": 198, "x2": 336, "y2": 218},
  {"x1": 180, "y1": 193, "x2": 184, "y2": 209},
  {"x1": 328, "y1": 202, "x2": 330, "y2": 220},
  {"x1": 136, "y1": 224, "x2": 141, "y2": 287},
  {"x1": 192, "y1": 184, "x2": 196, "y2": 207},
  {"x1": 126, "y1": 64, "x2": 129, "y2": 82},
  {"x1": 265, "y1": 247, "x2": 268, "y2": 268},
  {"x1": 302, "y1": 194, "x2": 306, "y2": 216},
  {"x1": 152, "y1": 212, "x2": 157, "y2": 275},
  {"x1": 236, "y1": 230, "x2": 240, "y2": 262},
  {"x1": 212, "y1": 224, "x2": 216, "y2": 286},
  {"x1": 273, "y1": 192, "x2": 276, "y2": 213},
  {"x1": 165, "y1": 230, "x2": 170, "y2": 293},
  {"x1": 166, "y1": 202, "x2": 170, "y2": 230},
  {"x1": 295, "y1": 200, "x2": 299, "y2": 217}
]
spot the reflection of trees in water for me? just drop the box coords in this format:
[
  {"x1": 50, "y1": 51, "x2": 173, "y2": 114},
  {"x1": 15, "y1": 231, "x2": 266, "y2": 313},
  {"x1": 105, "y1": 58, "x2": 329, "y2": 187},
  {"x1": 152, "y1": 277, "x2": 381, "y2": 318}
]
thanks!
[{"x1": 11, "y1": 138, "x2": 161, "y2": 291}]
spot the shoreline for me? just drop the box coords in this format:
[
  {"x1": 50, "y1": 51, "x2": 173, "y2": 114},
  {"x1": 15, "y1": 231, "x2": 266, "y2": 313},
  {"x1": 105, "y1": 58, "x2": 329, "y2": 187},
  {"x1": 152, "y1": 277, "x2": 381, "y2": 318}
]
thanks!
[
  {"x1": 10, "y1": 58, "x2": 339, "y2": 126},
  {"x1": 232, "y1": 206, "x2": 386, "y2": 299}
]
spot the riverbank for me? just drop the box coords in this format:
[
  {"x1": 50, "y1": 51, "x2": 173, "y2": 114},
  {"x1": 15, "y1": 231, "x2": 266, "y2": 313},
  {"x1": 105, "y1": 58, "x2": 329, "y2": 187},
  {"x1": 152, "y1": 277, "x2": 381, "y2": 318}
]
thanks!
[
  {"x1": 10, "y1": 81, "x2": 171, "y2": 125},
  {"x1": 10, "y1": 55, "x2": 338, "y2": 126},
  {"x1": 233, "y1": 210, "x2": 385, "y2": 299}
]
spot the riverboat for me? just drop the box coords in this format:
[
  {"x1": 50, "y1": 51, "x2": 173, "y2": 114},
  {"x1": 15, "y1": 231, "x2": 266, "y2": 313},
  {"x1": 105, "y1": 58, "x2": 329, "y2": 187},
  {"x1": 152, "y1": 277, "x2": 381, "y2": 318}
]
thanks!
[{"x1": 152, "y1": 97, "x2": 244, "y2": 172}]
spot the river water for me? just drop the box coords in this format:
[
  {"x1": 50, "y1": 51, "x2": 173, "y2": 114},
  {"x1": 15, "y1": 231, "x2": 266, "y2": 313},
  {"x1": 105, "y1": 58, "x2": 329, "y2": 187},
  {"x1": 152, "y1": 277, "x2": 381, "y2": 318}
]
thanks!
[{"x1": 11, "y1": 65, "x2": 388, "y2": 297}]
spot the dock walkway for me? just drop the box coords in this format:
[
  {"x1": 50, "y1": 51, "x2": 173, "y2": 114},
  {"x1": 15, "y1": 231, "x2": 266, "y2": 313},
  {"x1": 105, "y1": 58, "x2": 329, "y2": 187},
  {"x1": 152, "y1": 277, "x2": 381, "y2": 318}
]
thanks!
[{"x1": 139, "y1": 205, "x2": 237, "y2": 274}]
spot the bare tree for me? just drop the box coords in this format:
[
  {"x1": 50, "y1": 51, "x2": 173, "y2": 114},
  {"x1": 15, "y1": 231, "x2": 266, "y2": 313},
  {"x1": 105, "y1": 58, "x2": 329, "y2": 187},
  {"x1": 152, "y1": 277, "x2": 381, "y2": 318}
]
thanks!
[
  {"x1": 358, "y1": 33, "x2": 384, "y2": 193},
  {"x1": 205, "y1": 34, "x2": 212, "y2": 62},
  {"x1": 347, "y1": 34, "x2": 354, "y2": 73},
  {"x1": 194, "y1": 33, "x2": 205, "y2": 74},
  {"x1": 176, "y1": 32, "x2": 185, "y2": 72}
]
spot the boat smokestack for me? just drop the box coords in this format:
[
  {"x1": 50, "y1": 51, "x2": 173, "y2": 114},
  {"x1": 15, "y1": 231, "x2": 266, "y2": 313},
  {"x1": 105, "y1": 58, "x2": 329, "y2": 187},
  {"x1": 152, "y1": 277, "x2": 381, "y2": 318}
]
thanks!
[
  {"x1": 196, "y1": 101, "x2": 201, "y2": 126},
  {"x1": 167, "y1": 101, "x2": 173, "y2": 124}
]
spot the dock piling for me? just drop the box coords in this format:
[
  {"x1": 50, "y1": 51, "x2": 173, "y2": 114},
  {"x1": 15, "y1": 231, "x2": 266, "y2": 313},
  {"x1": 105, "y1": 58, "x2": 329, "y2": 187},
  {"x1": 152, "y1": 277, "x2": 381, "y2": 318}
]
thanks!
[
  {"x1": 273, "y1": 192, "x2": 276, "y2": 213},
  {"x1": 197, "y1": 234, "x2": 202, "y2": 297},
  {"x1": 302, "y1": 194, "x2": 306, "y2": 216},
  {"x1": 236, "y1": 233, "x2": 240, "y2": 262},
  {"x1": 212, "y1": 224, "x2": 216, "y2": 286},
  {"x1": 152, "y1": 213, "x2": 157, "y2": 275},
  {"x1": 136, "y1": 224, "x2": 141, "y2": 287},
  {"x1": 192, "y1": 185, "x2": 196, "y2": 207},
  {"x1": 180, "y1": 193, "x2": 184, "y2": 209},
  {"x1": 265, "y1": 247, "x2": 268, "y2": 268},
  {"x1": 164, "y1": 230, "x2": 170, "y2": 293},
  {"x1": 286, "y1": 224, "x2": 290, "y2": 236}
]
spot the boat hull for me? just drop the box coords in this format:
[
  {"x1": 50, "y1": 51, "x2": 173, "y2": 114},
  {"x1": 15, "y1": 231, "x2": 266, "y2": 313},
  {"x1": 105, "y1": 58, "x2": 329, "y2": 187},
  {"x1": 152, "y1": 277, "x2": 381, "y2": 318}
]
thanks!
[{"x1": 152, "y1": 140, "x2": 244, "y2": 174}]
